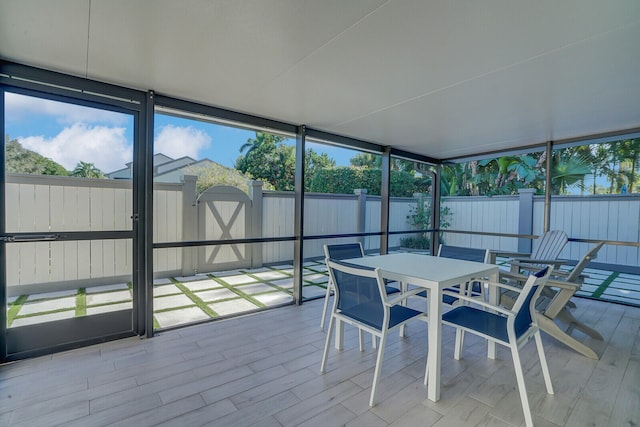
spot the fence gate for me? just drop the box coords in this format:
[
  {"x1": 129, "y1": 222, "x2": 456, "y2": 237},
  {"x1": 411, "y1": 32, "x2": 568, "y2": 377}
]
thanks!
[{"x1": 197, "y1": 186, "x2": 251, "y2": 272}]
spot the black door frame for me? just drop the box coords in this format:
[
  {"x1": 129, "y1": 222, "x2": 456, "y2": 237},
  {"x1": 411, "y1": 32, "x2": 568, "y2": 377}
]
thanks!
[{"x1": 0, "y1": 62, "x2": 152, "y2": 361}]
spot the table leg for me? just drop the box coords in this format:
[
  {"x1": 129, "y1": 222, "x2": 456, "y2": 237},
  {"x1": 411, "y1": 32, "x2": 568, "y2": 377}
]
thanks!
[{"x1": 427, "y1": 286, "x2": 442, "y2": 401}]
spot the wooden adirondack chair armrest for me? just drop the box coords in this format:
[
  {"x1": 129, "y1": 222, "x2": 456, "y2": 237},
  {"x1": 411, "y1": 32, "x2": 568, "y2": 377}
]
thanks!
[
  {"x1": 550, "y1": 269, "x2": 589, "y2": 281},
  {"x1": 501, "y1": 270, "x2": 577, "y2": 290},
  {"x1": 441, "y1": 290, "x2": 515, "y2": 316},
  {"x1": 544, "y1": 278, "x2": 581, "y2": 291},
  {"x1": 510, "y1": 257, "x2": 568, "y2": 265},
  {"x1": 488, "y1": 250, "x2": 530, "y2": 263},
  {"x1": 509, "y1": 259, "x2": 568, "y2": 272}
]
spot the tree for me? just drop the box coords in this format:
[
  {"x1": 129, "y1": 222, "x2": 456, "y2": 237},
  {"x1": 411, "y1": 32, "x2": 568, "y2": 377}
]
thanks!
[
  {"x1": 304, "y1": 149, "x2": 335, "y2": 190},
  {"x1": 350, "y1": 153, "x2": 381, "y2": 169},
  {"x1": 71, "y1": 161, "x2": 104, "y2": 178},
  {"x1": 235, "y1": 132, "x2": 296, "y2": 190},
  {"x1": 185, "y1": 161, "x2": 274, "y2": 194},
  {"x1": 399, "y1": 193, "x2": 452, "y2": 249},
  {"x1": 350, "y1": 153, "x2": 416, "y2": 173},
  {"x1": 615, "y1": 138, "x2": 640, "y2": 193},
  {"x1": 5, "y1": 135, "x2": 68, "y2": 176},
  {"x1": 236, "y1": 132, "x2": 339, "y2": 191},
  {"x1": 307, "y1": 167, "x2": 428, "y2": 196}
]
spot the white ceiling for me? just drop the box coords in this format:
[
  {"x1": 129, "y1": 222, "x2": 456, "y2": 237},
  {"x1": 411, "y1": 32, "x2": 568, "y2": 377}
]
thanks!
[{"x1": 1, "y1": 0, "x2": 639, "y2": 160}]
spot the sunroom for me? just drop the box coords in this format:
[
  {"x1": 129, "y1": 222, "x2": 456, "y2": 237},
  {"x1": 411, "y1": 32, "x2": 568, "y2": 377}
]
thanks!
[{"x1": 0, "y1": 1, "x2": 639, "y2": 426}]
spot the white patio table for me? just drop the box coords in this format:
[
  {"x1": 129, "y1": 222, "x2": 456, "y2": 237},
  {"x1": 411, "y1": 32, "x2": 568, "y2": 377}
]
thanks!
[{"x1": 342, "y1": 252, "x2": 499, "y2": 402}]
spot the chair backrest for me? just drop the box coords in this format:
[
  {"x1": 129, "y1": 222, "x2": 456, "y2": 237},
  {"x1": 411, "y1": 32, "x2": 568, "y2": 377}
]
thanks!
[
  {"x1": 565, "y1": 241, "x2": 605, "y2": 283},
  {"x1": 510, "y1": 266, "x2": 553, "y2": 339},
  {"x1": 437, "y1": 244, "x2": 490, "y2": 263},
  {"x1": 324, "y1": 243, "x2": 365, "y2": 261},
  {"x1": 326, "y1": 259, "x2": 386, "y2": 330},
  {"x1": 530, "y1": 230, "x2": 568, "y2": 260}
]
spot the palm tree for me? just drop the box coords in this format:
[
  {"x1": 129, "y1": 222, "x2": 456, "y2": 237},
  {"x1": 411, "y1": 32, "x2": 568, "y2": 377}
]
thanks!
[
  {"x1": 71, "y1": 161, "x2": 104, "y2": 178},
  {"x1": 239, "y1": 132, "x2": 284, "y2": 155},
  {"x1": 551, "y1": 151, "x2": 592, "y2": 194}
]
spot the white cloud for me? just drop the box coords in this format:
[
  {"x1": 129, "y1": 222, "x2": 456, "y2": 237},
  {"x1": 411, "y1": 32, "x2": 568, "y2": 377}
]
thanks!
[
  {"x1": 19, "y1": 123, "x2": 132, "y2": 173},
  {"x1": 154, "y1": 125, "x2": 212, "y2": 160},
  {"x1": 5, "y1": 92, "x2": 130, "y2": 126}
]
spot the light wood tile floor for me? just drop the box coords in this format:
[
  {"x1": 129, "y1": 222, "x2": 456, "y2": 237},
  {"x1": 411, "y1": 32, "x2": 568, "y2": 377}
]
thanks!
[{"x1": 0, "y1": 297, "x2": 638, "y2": 426}]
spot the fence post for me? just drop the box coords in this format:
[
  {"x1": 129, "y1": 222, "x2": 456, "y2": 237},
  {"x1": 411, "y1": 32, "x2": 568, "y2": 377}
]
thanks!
[
  {"x1": 249, "y1": 180, "x2": 264, "y2": 268},
  {"x1": 518, "y1": 188, "x2": 535, "y2": 253},
  {"x1": 181, "y1": 175, "x2": 198, "y2": 276},
  {"x1": 354, "y1": 189, "x2": 367, "y2": 248}
]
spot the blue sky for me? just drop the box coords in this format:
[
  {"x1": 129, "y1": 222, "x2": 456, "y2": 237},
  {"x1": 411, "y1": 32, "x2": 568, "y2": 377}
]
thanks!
[{"x1": 4, "y1": 92, "x2": 354, "y2": 173}]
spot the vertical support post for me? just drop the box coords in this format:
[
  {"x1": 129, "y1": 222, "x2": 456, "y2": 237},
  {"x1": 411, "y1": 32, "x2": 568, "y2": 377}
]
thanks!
[
  {"x1": 380, "y1": 147, "x2": 391, "y2": 255},
  {"x1": 181, "y1": 175, "x2": 198, "y2": 276},
  {"x1": 354, "y1": 189, "x2": 367, "y2": 249},
  {"x1": 248, "y1": 180, "x2": 263, "y2": 268},
  {"x1": 142, "y1": 90, "x2": 155, "y2": 338},
  {"x1": 293, "y1": 125, "x2": 306, "y2": 305},
  {"x1": 430, "y1": 167, "x2": 441, "y2": 256},
  {"x1": 0, "y1": 86, "x2": 7, "y2": 359},
  {"x1": 518, "y1": 189, "x2": 535, "y2": 253},
  {"x1": 544, "y1": 140, "x2": 553, "y2": 233}
]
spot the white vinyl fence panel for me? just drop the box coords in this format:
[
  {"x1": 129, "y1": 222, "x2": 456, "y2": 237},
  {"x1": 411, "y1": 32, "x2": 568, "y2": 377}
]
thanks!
[
  {"x1": 546, "y1": 195, "x2": 640, "y2": 266},
  {"x1": 5, "y1": 173, "x2": 639, "y2": 295},
  {"x1": 302, "y1": 194, "x2": 359, "y2": 259},
  {"x1": 442, "y1": 196, "x2": 520, "y2": 251},
  {"x1": 153, "y1": 183, "x2": 183, "y2": 275},
  {"x1": 262, "y1": 192, "x2": 294, "y2": 264}
]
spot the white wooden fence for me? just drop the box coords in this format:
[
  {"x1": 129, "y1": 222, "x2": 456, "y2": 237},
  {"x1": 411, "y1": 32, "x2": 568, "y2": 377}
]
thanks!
[{"x1": 5, "y1": 173, "x2": 639, "y2": 295}]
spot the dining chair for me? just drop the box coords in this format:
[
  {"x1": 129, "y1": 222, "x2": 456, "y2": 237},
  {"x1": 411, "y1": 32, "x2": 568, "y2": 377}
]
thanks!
[
  {"x1": 438, "y1": 266, "x2": 554, "y2": 427},
  {"x1": 320, "y1": 243, "x2": 399, "y2": 330},
  {"x1": 320, "y1": 258, "x2": 427, "y2": 406}
]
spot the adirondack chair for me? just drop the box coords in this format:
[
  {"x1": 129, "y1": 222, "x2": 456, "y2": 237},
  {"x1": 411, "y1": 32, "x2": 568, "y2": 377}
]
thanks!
[
  {"x1": 507, "y1": 230, "x2": 569, "y2": 274},
  {"x1": 500, "y1": 241, "x2": 605, "y2": 359}
]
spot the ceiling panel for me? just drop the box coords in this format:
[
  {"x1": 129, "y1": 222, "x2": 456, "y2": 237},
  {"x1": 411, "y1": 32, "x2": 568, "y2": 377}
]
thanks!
[
  {"x1": 0, "y1": 0, "x2": 90, "y2": 76},
  {"x1": 333, "y1": 20, "x2": 640, "y2": 157},
  {"x1": 86, "y1": 0, "x2": 387, "y2": 107}
]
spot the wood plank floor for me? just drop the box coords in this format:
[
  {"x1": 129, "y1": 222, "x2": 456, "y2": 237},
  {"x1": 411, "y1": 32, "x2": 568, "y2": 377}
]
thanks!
[{"x1": 0, "y1": 296, "x2": 638, "y2": 426}]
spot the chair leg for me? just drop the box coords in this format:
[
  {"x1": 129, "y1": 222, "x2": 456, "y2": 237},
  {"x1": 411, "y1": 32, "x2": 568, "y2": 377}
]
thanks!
[
  {"x1": 372, "y1": 334, "x2": 377, "y2": 349},
  {"x1": 454, "y1": 329, "x2": 465, "y2": 360},
  {"x1": 369, "y1": 331, "x2": 387, "y2": 407},
  {"x1": 510, "y1": 345, "x2": 534, "y2": 427},
  {"x1": 423, "y1": 352, "x2": 430, "y2": 386},
  {"x1": 534, "y1": 331, "x2": 554, "y2": 394},
  {"x1": 320, "y1": 315, "x2": 335, "y2": 373},
  {"x1": 359, "y1": 329, "x2": 364, "y2": 352},
  {"x1": 320, "y1": 283, "x2": 333, "y2": 329}
]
